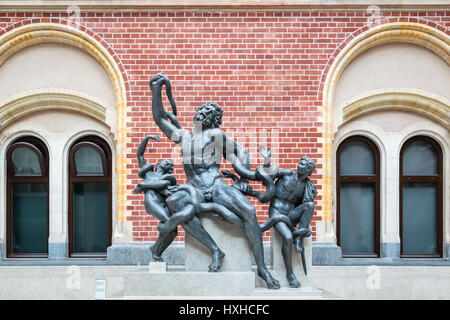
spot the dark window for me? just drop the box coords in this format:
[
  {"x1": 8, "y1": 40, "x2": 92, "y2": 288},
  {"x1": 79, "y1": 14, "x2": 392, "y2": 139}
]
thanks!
[
  {"x1": 6, "y1": 137, "x2": 49, "y2": 257},
  {"x1": 400, "y1": 136, "x2": 443, "y2": 257},
  {"x1": 69, "y1": 136, "x2": 112, "y2": 258},
  {"x1": 337, "y1": 136, "x2": 380, "y2": 257}
]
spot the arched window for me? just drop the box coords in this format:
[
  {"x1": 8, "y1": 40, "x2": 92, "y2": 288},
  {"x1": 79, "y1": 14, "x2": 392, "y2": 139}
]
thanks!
[
  {"x1": 400, "y1": 136, "x2": 443, "y2": 257},
  {"x1": 68, "y1": 136, "x2": 112, "y2": 257},
  {"x1": 337, "y1": 136, "x2": 380, "y2": 257},
  {"x1": 6, "y1": 137, "x2": 49, "y2": 257}
]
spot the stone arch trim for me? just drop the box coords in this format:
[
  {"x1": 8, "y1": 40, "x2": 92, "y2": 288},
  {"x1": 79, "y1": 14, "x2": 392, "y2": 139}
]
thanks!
[
  {"x1": 322, "y1": 22, "x2": 449, "y2": 107},
  {"x1": 342, "y1": 88, "x2": 450, "y2": 128},
  {"x1": 0, "y1": 22, "x2": 131, "y2": 225},
  {"x1": 316, "y1": 21, "x2": 450, "y2": 226},
  {"x1": 0, "y1": 89, "x2": 108, "y2": 129}
]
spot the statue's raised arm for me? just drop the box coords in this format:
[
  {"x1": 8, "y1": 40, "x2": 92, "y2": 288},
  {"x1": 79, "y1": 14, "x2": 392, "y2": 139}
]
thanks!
[{"x1": 150, "y1": 72, "x2": 185, "y2": 144}]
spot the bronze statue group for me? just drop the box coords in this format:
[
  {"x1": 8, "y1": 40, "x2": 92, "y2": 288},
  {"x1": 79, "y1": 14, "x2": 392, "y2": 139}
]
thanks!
[{"x1": 134, "y1": 73, "x2": 317, "y2": 289}]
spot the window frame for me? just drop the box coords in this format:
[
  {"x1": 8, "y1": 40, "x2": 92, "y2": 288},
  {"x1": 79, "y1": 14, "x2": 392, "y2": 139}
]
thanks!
[
  {"x1": 336, "y1": 135, "x2": 380, "y2": 258},
  {"x1": 68, "y1": 136, "x2": 112, "y2": 258},
  {"x1": 399, "y1": 135, "x2": 443, "y2": 258},
  {"x1": 6, "y1": 137, "x2": 49, "y2": 258}
]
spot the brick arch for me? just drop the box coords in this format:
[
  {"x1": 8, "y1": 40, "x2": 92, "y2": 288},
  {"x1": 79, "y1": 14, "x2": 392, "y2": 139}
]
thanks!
[
  {"x1": 0, "y1": 21, "x2": 133, "y2": 237},
  {"x1": 315, "y1": 21, "x2": 450, "y2": 228}
]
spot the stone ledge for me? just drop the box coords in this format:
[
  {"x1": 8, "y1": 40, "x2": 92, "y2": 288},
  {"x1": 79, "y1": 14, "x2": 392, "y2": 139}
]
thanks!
[
  {"x1": 107, "y1": 241, "x2": 272, "y2": 266},
  {"x1": 253, "y1": 286, "x2": 324, "y2": 298},
  {"x1": 107, "y1": 243, "x2": 185, "y2": 265}
]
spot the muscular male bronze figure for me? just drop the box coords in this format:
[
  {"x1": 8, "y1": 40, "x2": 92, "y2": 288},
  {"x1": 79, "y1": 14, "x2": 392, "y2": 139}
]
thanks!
[{"x1": 150, "y1": 72, "x2": 280, "y2": 289}]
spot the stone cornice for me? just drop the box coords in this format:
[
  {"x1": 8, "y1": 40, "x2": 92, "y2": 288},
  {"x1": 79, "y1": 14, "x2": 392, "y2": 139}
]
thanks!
[
  {"x1": 342, "y1": 88, "x2": 450, "y2": 128},
  {"x1": 0, "y1": 0, "x2": 448, "y2": 11},
  {"x1": 0, "y1": 89, "x2": 108, "y2": 129}
]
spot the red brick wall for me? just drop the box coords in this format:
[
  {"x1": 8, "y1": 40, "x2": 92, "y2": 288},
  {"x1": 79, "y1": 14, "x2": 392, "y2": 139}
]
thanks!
[{"x1": 1, "y1": 9, "x2": 448, "y2": 243}]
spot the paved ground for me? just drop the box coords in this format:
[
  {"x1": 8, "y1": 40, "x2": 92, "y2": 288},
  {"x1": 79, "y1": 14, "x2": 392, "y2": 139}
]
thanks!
[
  {"x1": 311, "y1": 266, "x2": 450, "y2": 300},
  {"x1": 0, "y1": 265, "x2": 448, "y2": 299}
]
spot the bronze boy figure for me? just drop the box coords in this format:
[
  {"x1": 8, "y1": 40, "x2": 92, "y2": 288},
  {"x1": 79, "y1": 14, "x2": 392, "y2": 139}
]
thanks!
[{"x1": 258, "y1": 146, "x2": 317, "y2": 287}]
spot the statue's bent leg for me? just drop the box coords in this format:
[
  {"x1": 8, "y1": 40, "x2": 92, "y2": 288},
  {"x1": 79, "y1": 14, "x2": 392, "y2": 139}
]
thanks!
[
  {"x1": 199, "y1": 202, "x2": 244, "y2": 228},
  {"x1": 212, "y1": 184, "x2": 280, "y2": 289},
  {"x1": 168, "y1": 190, "x2": 225, "y2": 271},
  {"x1": 288, "y1": 201, "x2": 315, "y2": 238},
  {"x1": 158, "y1": 204, "x2": 196, "y2": 234}
]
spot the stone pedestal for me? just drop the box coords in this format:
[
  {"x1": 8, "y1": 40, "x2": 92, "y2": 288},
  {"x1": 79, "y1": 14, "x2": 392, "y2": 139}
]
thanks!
[
  {"x1": 185, "y1": 213, "x2": 253, "y2": 271},
  {"x1": 122, "y1": 262, "x2": 324, "y2": 298},
  {"x1": 120, "y1": 215, "x2": 325, "y2": 298}
]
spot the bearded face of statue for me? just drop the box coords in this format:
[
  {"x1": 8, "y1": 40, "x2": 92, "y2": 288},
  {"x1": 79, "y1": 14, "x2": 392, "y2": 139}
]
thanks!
[{"x1": 193, "y1": 102, "x2": 223, "y2": 129}]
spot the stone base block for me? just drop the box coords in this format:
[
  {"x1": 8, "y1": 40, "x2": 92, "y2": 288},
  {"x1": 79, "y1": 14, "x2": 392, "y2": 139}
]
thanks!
[
  {"x1": 148, "y1": 261, "x2": 167, "y2": 273},
  {"x1": 123, "y1": 269, "x2": 256, "y2": 297},
  {"x1": 312, "y1": 242, "x2": 342, "y2": 265},
  {"x1": 49, "y1": 243, "x2": 66, "y2": 260},
  {"x1": 185, "y1": 213, "x2": 253, "y2": 271},
  {"x1": 382, "y1": 243, "x2": 400, "y2": 258},
  {"x1": 446, "y1": 243, "x2": 450, "y2": 259}
]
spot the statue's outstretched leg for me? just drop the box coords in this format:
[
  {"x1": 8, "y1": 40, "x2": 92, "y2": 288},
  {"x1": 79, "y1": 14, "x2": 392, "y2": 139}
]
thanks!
[
  {"x1": 212, "y1": 184, "x2": 280, "y2": 289},
  {"x1": 182, "y1": 217, "x2": 225, "y2": 272},
  {"x1": 143, "y1": 194, "x2": 176, "y2": 261},
  {"x1": 150, "y1": 229, "x2": 177, "y2": 262},
  {"x1": 167, "y1": 190, "x2": 225, "y2": 272},
  {"x1": 274, "y1": 219, "x2": 301, "y2": 288}
]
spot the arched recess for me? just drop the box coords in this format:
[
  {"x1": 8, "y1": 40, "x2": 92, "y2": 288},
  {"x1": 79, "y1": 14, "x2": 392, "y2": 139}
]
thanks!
[
  {"x1": 317, "y1": 22, "x2": 450, "y2": 241},
  {"x1": 0, "y1": 23, "x2": 131, "y2": 238}
]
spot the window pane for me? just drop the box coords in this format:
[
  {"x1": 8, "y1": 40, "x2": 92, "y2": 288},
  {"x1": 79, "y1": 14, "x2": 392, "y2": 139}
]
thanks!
[
  {"x1": 73, "y1": 183, "x2": 109, "y2": 253},
  {"x1": 402, "y1": 140, "x2": 437, "y2": 175},
  {"x1": 74, "y1": 146, "x2": 104, "y2": 175},
  {"x1": 339, "y1": 141, "x2": 374, "y2": 175},
  {"x1": 340, "y1": 183, "x2": 375, "y2": 254},
  {"x1": 11, "y1": 183, "x2": 48, "y2": 254},
  {"x1": 402, "y1": 183, "x2": 437, "y2": 255},
  {"x1": 11, "y1": 147, "x2": 42, "y2": 176}
]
